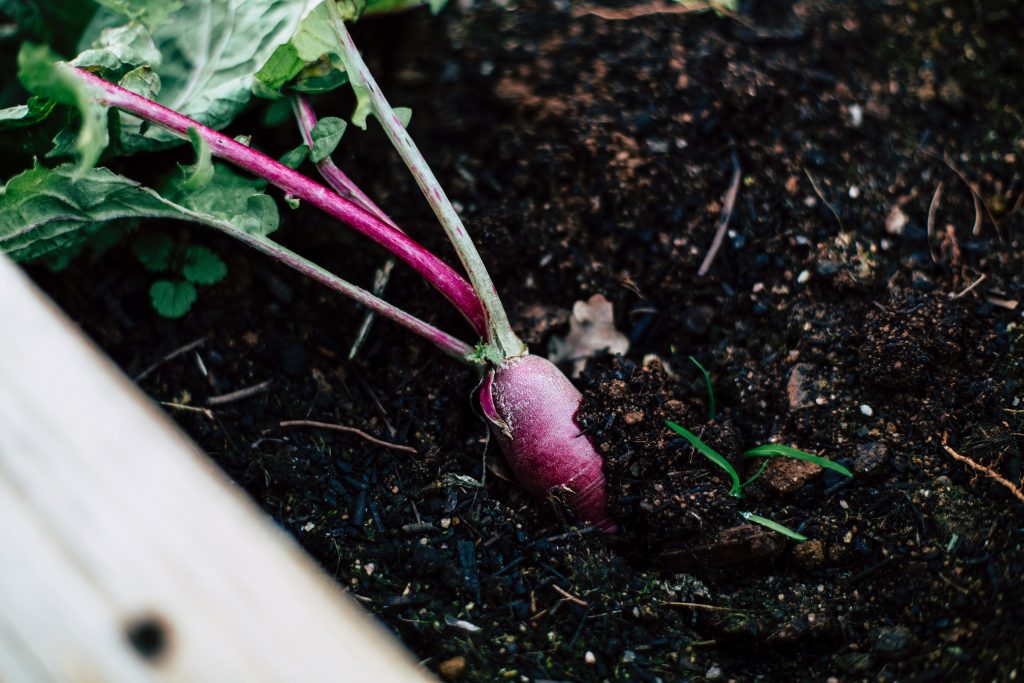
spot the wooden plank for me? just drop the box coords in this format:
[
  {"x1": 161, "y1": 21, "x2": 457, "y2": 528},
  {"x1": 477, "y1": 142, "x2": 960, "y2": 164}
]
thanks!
[{"x1": 0, "y1": 255, "x2": 433, "y2": 683}]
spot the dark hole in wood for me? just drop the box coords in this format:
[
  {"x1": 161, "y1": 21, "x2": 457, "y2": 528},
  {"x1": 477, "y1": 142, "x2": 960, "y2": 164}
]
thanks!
[{"x1": 125, "y1": 614, "x2": 169, "y2": 662}]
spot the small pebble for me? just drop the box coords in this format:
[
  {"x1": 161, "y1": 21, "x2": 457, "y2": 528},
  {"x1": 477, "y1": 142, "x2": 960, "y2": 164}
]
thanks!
[
  {"x1": 849, "y1": 104, "x2": 864, "y2": 127},
  {"x1": 859, "y1": 404, "x2": 874, "y2": 416},
  {"x1": 584, "y1": 651, "x2": 596, "y2": 665},
  {"x1": 849, "y1": 186, "x2": 860, "y2": 198},
  {"x1": 797, "y1": 269, "x2": 811, "y2": 284}
]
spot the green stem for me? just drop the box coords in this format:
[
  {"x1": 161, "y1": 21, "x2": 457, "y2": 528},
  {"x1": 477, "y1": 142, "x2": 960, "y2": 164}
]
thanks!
[{"x1": 327, "y1": 7, "x2": 526, "y2": 361}]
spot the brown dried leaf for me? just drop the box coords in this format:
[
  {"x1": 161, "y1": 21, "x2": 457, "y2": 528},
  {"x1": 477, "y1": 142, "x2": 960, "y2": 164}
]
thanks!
[{"x1": 548, "y1": 294, "x2": 630, "y2": 376}]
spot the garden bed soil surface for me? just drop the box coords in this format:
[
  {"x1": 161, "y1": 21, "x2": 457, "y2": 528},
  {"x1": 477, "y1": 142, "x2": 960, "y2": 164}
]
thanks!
[{"x1": 25, "y1": 0, "x2": 1024, "y2": 680}]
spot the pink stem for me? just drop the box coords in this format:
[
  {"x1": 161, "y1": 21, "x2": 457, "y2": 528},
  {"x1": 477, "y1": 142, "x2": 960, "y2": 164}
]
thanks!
[
  {"x1": 229, "y1": 228, "x2": 474, "y2": 360},
  {"x1": 291, "y1": 95, "x2": 397, "y2": 229},
  {"x1": 70, "y1": 67, "x2": 487, "y2": 337}
]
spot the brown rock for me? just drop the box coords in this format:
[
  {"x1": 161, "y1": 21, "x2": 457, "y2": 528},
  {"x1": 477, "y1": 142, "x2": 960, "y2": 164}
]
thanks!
[
  {"x1": 760, "y1": 457, "x2": 822, "y2": 495},
  {"x1": 438, "y1": 656, "x2": 467, "y2": 680},
  {"x1": 787, "y1": 363, "x2": 817, "y2": 411},
  {"x1": 624, "y1": 410, "x2": 645, "y2": 425}
]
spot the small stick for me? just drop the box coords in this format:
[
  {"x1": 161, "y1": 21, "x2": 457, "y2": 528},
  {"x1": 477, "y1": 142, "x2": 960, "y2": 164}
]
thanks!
[
  {"x1": 135, "y1": 336, "x2": 209, "y2": 381},
  {"x1": 160, "y1": 401, "x2": 214, "y2": 420},
  {"x1": 942, "y1": 435, "x2": 1024, "y2": 504},
  {"x1": 804, "y1": 168, "x2": 844, "y2": 231},
  {"x1": 207, "y1": 380, "x2": 273, "y2": 406},
  {"x1": 697, "y1": 150, "x2": 741, "y2": 276},
  {"x1": 279, "y1": 419, "x2": 417, "y2": 454},
  {"x1": 552, "y1": 584, "x2": 588, "y2": 607},
  {"x1": 926, "y1": 182, "x2": 943, "y2": 265},
  {"x1": 572, "y1": 2, "x2": 719, "y2": 20},
  {"x1": 660, "y1": 601, "x2": 751, "y2": 613},
  {"x1": 924, "y1": 150, "x2": 996, "y2": 237},
  {"x1": 950, "y1": 273, "x2": 986, "y2": 300}
]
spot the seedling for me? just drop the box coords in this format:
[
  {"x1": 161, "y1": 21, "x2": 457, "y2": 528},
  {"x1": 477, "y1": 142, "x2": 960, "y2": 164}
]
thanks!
[
  {"x1": 1, "y1": 1, "x2": 614, "y2": 529},
  {"x1": 133, "y1": 232, "x2": 227, "y2": 317},
  {"x1": 665, "y1": 420, "x2": 852, "y2": 540},
  {"x1": 689, "y1": 355, "x2": 715, "y2": 420}
]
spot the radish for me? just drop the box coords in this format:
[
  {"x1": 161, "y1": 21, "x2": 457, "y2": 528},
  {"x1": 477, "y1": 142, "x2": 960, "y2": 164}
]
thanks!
[
  {"x1": 482, "y1": 355, "x2": 615, "y2": 531},
  {"x1": 15, "y1": 7, "x2": 615, "y2": 530}
]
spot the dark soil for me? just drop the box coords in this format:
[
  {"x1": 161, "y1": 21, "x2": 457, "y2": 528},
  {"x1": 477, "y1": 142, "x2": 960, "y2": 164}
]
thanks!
[{"x1": 22, "y1": 0, "x2": 1024, "y2": 680}]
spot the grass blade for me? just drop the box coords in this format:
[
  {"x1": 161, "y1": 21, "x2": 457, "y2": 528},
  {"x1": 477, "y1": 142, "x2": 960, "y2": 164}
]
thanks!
[
  {"x1": 666, "y1": 420, "x2": 742, "y2": 497},
  {"x1": 742, "y1": 444, "x2": 853, "y2": 478},
  {"x1": 740, "y1": 511, "x2": 808, "y2": 542},
  {"x1": 688, "y1": 355, "x2": 715, "y2": 420}
]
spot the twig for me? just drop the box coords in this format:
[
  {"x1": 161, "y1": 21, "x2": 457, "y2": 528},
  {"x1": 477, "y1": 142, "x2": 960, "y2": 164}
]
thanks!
[
  {"x1": 926, "y1": 181, "x2": 943, "y2": 265},
  {"x1": 697, "y1": 150, "x2": 741, "y2": 276},
  {"x1": 206, "y1": 379, "x2": 273, "y2": 406},
  {"x1": 350, "y1": 259, "x2": 395, "y2": 359},
  {"x1": 572, "y1": 2, "x2": 715, "y2": 20},
  {"x1": 160, "y1": 401, "x2": 214, "y2": 420},
  {"x1": 279, "y1": 419, "x2": 418, "y2": 454},
  {"x1": 950, "y1": 273, "x2": 986, "y2": 300},
  {"x1": 135, "y1": 336, "x2": 209, "y2": 381},
  {"x1": 660, "y1": 601, "x2": 751, "y2": 613},
  {"x1": 924, "y1": 150, "x2": 997, "y2": 238},
  {"x1": 552, "y1": 584, "x2": 588, "y2": 607},
  {"x1": 942, "y1": 435, "x2": 1024, "y2": 503},
  {"x1": 803, "y1": 168, "x2": 844, "y2": 231}
]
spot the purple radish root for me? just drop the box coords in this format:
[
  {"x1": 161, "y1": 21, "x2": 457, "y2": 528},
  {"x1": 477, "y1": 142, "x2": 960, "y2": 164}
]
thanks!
[{"x1": 481, "y1": 355, "x2": 615, "y2": 532}]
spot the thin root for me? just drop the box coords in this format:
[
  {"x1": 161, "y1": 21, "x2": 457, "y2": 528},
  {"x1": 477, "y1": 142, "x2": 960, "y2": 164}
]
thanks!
[
  {"x1": 280, "y1": 419, "x2": 418, "y2": 454},
  {"x1": 942, "y1": 434, "x2": 1024, "y2": 504}
]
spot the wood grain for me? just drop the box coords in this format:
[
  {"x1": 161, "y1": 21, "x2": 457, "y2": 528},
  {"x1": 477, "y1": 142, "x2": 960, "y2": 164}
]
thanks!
[{"x1": 0, "y1": 255, "x2": 433, "y2": 682}]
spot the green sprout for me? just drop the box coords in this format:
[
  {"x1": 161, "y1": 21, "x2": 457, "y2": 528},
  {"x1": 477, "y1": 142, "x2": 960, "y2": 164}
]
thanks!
[
  {"x1": 688, "y1": 355, "x2": 715, "y2": 420},
  {"x1": 665, "y1": 420, "x2": 853, "y2": 541}
]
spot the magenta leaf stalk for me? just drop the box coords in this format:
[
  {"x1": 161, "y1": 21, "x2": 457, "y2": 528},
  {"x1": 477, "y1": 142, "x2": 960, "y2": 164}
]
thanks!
[
  {"x1": 69, "y1": 66, "x2": 487, "y2": 338},
  {"x1": 291, "y1": 94, "x2": 398, "y2": 359},
  {"x1": 213, "y1": 225, "x2": 475, "y2": 361},
  {"x1": 291, "y1": 94, "x2": 396, "y2": 228},
  {"x1": 327, "y1": 10, "x2": 525, "y2": 360}
]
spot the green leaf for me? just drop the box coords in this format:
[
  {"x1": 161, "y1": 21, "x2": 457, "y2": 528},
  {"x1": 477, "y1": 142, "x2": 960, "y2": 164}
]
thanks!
[
  {"x1": 310, "y1": 115, "x2": 346, "y2": 163},
  {"x1": 71, "y1": 21, "x2": 162, "y2": 75},
  {"x1": 181, "y1": 245, "x2": 227, "y2": 284},
  {"x1": 739, "y1": 511, "x2": 808, "y2": 542},
  {"x1": 132, "y1": 232, "x2": 175, "y2": 271},
  {"x1": 742, "y1": 444, "x2": 854, "y2": 479},
  {"x1": 0, "y1": 96, "x2": 56, "y2": 130},
  {"x1": 254, "y1": 2, "x2": 341, "y2": 95},
  {"x1": 85, "y1": 0, "x2": 317, "y2": 151},
  {"x1": 0, "y1": 162, "x2": 279, "y2": 265},
  {"x1": 93, "y1": 0, "x2": 183, "y2": 32},
  {"x1": 364, "y1": 0, "x2": 447, "y2": 15},
  {"x1": 169, "y1": 164, "x2": 280, "y2": 237},
  {"x1": 149, "y1": 279, "x2": 196, "y2": 317},
  {"x1": 688, "y1": 355, "x2": 715, "y2": 420},
  {"x1": 179, "y1": 127, "x2": 213, "y2": 192},
  {"x1": 18, "y1": 42, "x2": 110, "y2": 174},
  {"x1": 118, "y1": 66, "x2": 161, "y2": 98},
  {"x1": 279, "y1": 144, "x2": 309, "y2": 170},
  {"x1": 394, "y1": 106, "x2": 412, "y2": 128},
  {"x1": 665, "y1": 420, "x2": 743, "y2": 497}
]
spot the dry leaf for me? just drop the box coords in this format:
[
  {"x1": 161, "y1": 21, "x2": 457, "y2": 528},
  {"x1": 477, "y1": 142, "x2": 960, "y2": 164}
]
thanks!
[{"x1": 548, "y1": 294, "x2": 630, "y2": 376}]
